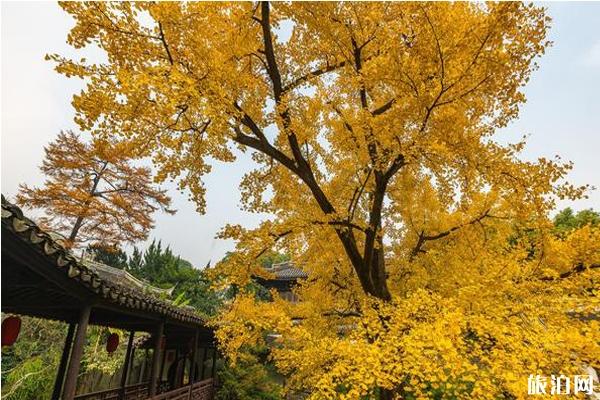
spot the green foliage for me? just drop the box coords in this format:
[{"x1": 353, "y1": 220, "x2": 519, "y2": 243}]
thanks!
[
  {"x1": 90, "y1": 239, "x2": 222, "y2": 318},
  {"x1": 216, "y1": 346, "x2": 282, "y2": 400},
  {"x1": 1, "y1": 316, "x2": 130, "y2": 399},
  {"x1": 553, "y1": 207, "x2": 600, "y2": 233},
  {"x1": 257, "y1": 251, "x2": 290, "y2": 269},
  {"x1": 80, "y1": 327, "x2": 126, "y2": 377},
  {"x1": 1, "y1": 317, "x2": 64, "y2": 400},
  {"x1": 129, "y1": 240, "x2": 222, "y2": 317},
  {"x1": 1, "y1": 355, "x2": 55, "y2": 400},
  {"x1": 87, "y1": 244, "x2": 129, "y2": 270}
]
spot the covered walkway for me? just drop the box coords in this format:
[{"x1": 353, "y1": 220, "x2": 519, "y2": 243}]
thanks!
[{"x1": 2, "y1": 196, "x2": 217, "y2": 400}]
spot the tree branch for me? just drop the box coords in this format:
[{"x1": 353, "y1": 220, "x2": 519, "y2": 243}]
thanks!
[
  {"x1": 371, "y1": 98, "x2": 396, "y2": 116},
  {"x1": 232, "y1": 125, "x2": 299, "y2": 175},
  {"x1": 347, "y1": 168, "x2": 372, "y2": 223},
  {"x1": 259, "y1": 2, "x2": 283, "y2": 99},
  {"x1": 253, "y1": 229, "x2": 293, "y2": 260},
  {"x1": 282, "y1": 60, "x2": 348, "y2": 93},
  {"x1": 540, "y1": 263, "x2": 600, "y2": 281},
  {"x1": 410, "y1": 209, "x2": 492, "y2": 260},
  {"x1": 158, "y1": 21, "x2": 174, "y2": 65},
  {"x1": 311, "y1": 219, "x2": 366, "y2": 233}
]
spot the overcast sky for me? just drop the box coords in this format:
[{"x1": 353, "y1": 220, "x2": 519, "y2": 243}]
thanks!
[{"x1": 2, "y1": 2, "x2": 599, "y2": 268}]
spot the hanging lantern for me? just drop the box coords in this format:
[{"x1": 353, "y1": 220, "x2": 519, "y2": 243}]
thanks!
[
  {"x1": 160, "y1": 335, "x2": 166, "y2": 350},
  {"x1": 2, "y1": 316, "x2": 22, "y2": 347},
  {"x1": 106, "y1": 332, "x2": 119, "y2": 353}
]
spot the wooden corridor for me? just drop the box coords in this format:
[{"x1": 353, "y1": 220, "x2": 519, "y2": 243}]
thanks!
[{"x1": 2, "y1": 196, "x2": 217, "y2": 400}]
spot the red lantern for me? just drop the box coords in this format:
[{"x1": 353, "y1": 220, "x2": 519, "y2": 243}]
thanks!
[
  {"x1": 160, "y1": 335, "x2": 166, "y2": 350},
  {"x1": 106, "y1": 333, "x2": 119, "y2": 353},
  {"x1": 2, "y1": 316, "x2": 22, "y2": 347}
]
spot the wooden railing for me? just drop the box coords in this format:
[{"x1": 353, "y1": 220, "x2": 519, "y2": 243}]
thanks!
[
  {"x1": 74, "y1": 382, "x2": 149, "y2": 400},
  {"x1": 72, "y1": 378, "x2": 213, "y2": 400},
  {"x1": 190, "y1": 379, "x2": 214, "y2": 400},
  {"x1": 149, "y1": 379, "x2": 214, "y2": 400},
  {"x1": 149, "y1": 385, "x2": 190, "y2": 400}
]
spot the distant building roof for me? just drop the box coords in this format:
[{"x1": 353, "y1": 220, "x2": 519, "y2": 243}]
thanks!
[
  {"x1": 81, "y1": 258, "x2": 174, "y2": 297},
  {"x1": 267, "y1": 262, "x2": 308, "y2": 281}
]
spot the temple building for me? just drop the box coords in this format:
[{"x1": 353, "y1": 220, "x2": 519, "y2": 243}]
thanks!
[{"x1": 256, "y1": 261, "x2": 308, "y2": 303}]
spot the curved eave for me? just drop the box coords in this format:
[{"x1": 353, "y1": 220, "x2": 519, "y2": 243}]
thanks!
[{"x1": 1, "y1": 195, "x2": 204, "y2": 328}]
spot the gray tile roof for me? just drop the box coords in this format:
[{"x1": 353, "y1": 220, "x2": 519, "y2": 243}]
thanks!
[
  {"x1": 1, "y1": 195, "x2": 203, "y2": 326},
  {"x1": 81, "y1": 258, "x2": 174, "y2": 297},
  {"x1": 267, "y1": 262, "x2": 308, "y2": 280}
]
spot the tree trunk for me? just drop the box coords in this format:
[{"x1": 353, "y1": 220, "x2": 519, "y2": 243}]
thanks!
[
  {"x1": 66, "y1": 164, "x2": 106, "y2": 247},
  {"x1": 380, "y1": 388, "x2": 395, "y2": 400},
  {"x1": 68, "y1": 215, "x2": 85, "y2": 245},
  {"x1": 356, "y1": 235, "x2": 391, "y2": 301}
]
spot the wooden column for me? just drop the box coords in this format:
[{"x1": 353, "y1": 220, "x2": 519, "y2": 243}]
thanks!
[
  {"x1": 62, "y1": 306, "x2": 91, "y2": 400},
  {"x1": 159, "y1": 343, "x2": 167, "y2": 386},
  {"x1": 118, "y1": 331, "x2": 135, "y2": 400},
  {"x1": 129, "y1": 347, "x2": 136, "y2": 383},
  {"x1": 189, "y1": 330, "x2": 199, "y2": 384},
  {"x1": 51, "y1": 323, "x2": 75, "y2": 400},
  {"x1": 139, "y1": 349, "x2": 148, "y2": 384},
  {"x1": 200, "y1": 347, "x2": 208, "y2": 380},
  {"x1": 210, "y1": 348, "x2": 217, "y2": 378},
  {"x1": 174, "y1": 348, "x2": 180, "y2": 387},
  {"x1": 149, "y1": 322, "x2": 164, "y2": 396}
]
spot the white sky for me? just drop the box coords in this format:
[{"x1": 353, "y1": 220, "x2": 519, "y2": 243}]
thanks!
[{"x1": 1, "y1": 2, "x2": 599, "y2": 268}]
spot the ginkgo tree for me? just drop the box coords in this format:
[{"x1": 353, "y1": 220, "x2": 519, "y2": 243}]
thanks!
[
  {"x1": 17, "y1": 130, "x2": 173, "y2": 248},
  {"x1": 52, "y1": 2, "x2": 599, "y2": 399}
]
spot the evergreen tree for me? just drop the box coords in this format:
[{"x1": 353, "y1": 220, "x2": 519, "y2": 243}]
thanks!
[
  {"x1": 554, "y1": 207, "x2": 600, "y2": 233},
  {"x1": 87, "y1": 244, "x2": 128, "y2": 270}
]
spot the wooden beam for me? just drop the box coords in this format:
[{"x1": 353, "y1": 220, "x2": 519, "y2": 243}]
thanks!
[
  {"x1": 118, "y1": 331, "x2": 135, "y2": 400},
  {"x1": 149, "y1": 322, "x2": 164, "y2": 396},
  {"x1": 62, "y1": 305, "x2": 91, "y2": 400},
  {"x1": 51, "y1": 323, "x2": 75, "y2": 400}
]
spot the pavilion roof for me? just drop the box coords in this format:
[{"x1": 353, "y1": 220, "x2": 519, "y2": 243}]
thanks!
[
  {"x1": 1, "y1": 195, "x2": 204, "y2": 326},
  {"x1": 81, "y1": 258, "x2": 175, "y2": 297},
  {"x1": 267, "y1": 261, "x2": 308, "y2": 281}
]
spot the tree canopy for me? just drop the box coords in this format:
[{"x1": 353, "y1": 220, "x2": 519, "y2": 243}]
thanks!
[
  {"x1": 553, "y1": 207, "x2": 600, "y2": 233},
  {"x1": 17, "y1": 130, "x2": 173, "y2": 248},
  {"x1": 53, "y1": 3, "x2": 600, "y2": 399}
]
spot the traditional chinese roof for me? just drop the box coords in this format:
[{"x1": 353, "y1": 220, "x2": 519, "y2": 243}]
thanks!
[
  {"x1": 1, "y1": 195, "x2": 204, "y2": 329},
  {"x1": 256, "y1": 261, "x2": 308, "y2": 293},
  {"x1": 81, "y1": 257, "x2": 174, "y2": 297},
  {"x1": 268, "y1": 262, "x2": 308, "y2": 281}
]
